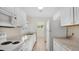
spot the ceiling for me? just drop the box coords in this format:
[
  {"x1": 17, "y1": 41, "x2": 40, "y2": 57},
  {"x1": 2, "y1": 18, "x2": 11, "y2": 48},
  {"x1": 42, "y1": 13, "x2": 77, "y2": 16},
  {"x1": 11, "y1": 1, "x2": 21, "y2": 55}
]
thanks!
[{"x1": 21, "y1": 7, "x2": 61, "y2": 17}]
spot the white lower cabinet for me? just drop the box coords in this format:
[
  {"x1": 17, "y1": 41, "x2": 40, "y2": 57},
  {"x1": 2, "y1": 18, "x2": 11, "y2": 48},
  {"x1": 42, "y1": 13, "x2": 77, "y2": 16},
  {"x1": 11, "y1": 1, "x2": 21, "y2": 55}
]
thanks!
[
  {"x1": 19, "y1": 34, "x2": 36, "y2": 51},
  {"x1": 53, "y1": 39, "x2": 70, "y2": 51},
  {"x1": 53, "y1": 41, "x2": 66, "y2": 51},
  {"x1": 19, "y1": 40, "x2": 29, "y2": 51}
]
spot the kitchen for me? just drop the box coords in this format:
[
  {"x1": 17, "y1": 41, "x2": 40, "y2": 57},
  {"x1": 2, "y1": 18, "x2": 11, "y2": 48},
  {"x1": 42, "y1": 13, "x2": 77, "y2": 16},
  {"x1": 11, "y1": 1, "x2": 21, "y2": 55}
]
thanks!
[
  {"x1": 0, "y1": 7, "x2": 37, "y2": 51},
  {"x1": 0, "y1": 7, "x2": 79, "y2": 51}
]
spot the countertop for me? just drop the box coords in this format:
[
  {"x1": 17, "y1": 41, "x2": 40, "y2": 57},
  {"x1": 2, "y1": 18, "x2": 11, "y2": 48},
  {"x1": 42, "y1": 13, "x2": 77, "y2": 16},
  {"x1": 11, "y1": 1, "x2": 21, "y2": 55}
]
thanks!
[{"x1": 54, "y1": 37, "x2": 79, "y2": 51}]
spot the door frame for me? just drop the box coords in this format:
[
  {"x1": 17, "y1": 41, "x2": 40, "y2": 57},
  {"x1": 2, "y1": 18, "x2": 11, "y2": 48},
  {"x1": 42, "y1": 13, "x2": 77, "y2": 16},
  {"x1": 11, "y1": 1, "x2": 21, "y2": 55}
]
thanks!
[{"x1": 45, "y1": 20, "x2": 50, "y2": 51}]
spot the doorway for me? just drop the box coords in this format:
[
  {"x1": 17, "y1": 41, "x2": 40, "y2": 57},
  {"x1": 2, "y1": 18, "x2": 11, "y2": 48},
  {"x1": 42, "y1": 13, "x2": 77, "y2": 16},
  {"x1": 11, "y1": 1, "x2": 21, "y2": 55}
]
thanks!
[{"x1": 33, "y1": 20, "x2": 50, "y2": 51}]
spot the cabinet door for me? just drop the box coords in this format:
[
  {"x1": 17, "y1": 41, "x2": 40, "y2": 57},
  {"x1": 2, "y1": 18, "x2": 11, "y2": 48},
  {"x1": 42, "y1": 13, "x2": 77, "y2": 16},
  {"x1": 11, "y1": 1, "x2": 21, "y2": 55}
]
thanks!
[
  {"x1": 5, "y1": 7, "x2": 15, "y2": 16},
  {"x1": 0, "y1": 7, "x2": 15, "y2": 16},
  {"x1": 74, "y1": 7, "x2": 79, "y2": 24},
  {"x1": 0, "y1": 7, "x2": 16, "y2": 27},
  {"x1": 15, "y1": 8, "x2": 27, "y2": 26},
  {"x1": 61, "y1": 7, "x2": 73, "y2": 26},
  {"x1": 20, "y1": 11, "x2": 27, "y2": 25},
  {"x1": 15, "y1": 8, "x2": 22, "y2": 26},
  {"x1": 53, "y1": 40, "x2": 69, "y2": 51}
]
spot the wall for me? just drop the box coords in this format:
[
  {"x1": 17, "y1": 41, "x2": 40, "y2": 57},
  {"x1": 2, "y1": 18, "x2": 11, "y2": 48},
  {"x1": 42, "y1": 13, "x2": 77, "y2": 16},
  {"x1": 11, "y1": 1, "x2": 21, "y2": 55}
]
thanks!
[
  {"x1": 27, "y1": 17, "x2": 50, "y2": 32},
  {"x1": 0, "y1": 27, "x2": 21, "y2": 40}
]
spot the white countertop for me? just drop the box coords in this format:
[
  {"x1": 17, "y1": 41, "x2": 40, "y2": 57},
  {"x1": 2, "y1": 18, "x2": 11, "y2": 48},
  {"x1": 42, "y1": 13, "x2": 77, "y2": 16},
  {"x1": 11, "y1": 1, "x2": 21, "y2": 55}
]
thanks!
[{"x1": 54, "y1": 37, "x2": 79, "y2": 51}]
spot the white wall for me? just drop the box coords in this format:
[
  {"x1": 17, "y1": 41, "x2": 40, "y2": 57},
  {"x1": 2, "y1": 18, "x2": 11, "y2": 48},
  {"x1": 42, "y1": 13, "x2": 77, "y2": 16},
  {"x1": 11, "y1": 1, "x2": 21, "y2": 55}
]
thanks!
[{"x1": 0, "y1": 27, "x2": 21, "y2": 40}]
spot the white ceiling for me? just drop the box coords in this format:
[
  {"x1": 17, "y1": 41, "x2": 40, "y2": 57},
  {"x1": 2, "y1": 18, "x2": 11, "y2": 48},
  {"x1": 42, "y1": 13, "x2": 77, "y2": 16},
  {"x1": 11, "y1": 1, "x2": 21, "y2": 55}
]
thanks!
[{"x1": 21, "y1": 7, "x2": 61, "y2": 17}]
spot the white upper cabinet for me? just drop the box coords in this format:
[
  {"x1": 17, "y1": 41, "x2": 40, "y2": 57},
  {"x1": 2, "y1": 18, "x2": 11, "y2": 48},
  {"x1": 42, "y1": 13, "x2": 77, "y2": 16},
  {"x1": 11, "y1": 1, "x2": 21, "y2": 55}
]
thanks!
[
  {"x1": 0, "y1": 7, "x2": 15, "y2": 16},
  {"x1": 15, "y1": 8, "x2": 27, "y2": 27},
  {"x1": 0, "y1": 7, "x2": 27, "y2": 27},
  {"x1": 0, "y1": 7, "x2": 16, "y2": 27},
  {"x1": 61, "y1": 7, "x2": 79, "y2": 26},
  {"x1": 61, "y1": 7, "x2": 73, "y2": 26},
  {"x1": 74, "y1": 7, "x2": 79, "y2": 24}
]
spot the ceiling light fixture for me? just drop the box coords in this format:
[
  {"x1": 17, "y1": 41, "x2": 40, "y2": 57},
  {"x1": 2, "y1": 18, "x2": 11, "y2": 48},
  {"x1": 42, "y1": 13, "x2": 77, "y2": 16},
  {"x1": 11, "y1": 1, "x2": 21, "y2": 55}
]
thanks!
[
  {"x1": 38, "y1": 7, "x2": 43, "y2": 10},
  {"x1": 38, "y1": 7, "x2": 44, "y2": 12}
]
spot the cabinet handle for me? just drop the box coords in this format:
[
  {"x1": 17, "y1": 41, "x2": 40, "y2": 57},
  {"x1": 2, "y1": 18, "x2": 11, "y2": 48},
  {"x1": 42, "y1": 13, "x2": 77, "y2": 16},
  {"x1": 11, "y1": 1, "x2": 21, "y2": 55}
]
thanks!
[
  {"x1": 14, "y1": 17, "x2": 16, "y2": 19},
  {"x1": 45, "y1": 40, "x2": 47, "y2": 43}
]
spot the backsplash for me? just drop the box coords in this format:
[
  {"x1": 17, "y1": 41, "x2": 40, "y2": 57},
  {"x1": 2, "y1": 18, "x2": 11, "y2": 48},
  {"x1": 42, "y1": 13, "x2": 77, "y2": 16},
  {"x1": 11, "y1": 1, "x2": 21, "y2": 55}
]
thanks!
[
  {"x1": 0, "y1": 27, "x2": 21, "y2": 40},
  {"x1": 68, "y1": 26, "x2": 79, "y2": 38}
]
